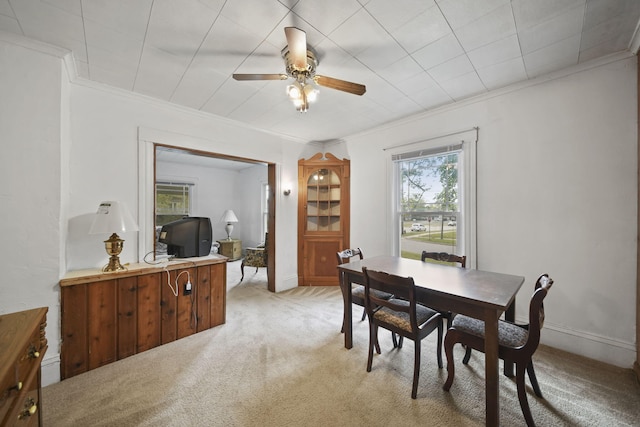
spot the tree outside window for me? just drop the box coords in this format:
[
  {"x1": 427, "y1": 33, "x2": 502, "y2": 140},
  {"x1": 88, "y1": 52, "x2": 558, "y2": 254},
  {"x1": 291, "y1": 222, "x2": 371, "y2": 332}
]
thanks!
[
  {"x1": 156, "y1": 183, "x2": 191, "y2": 226},
  {"x1": 399, "y1": 152, "x2": 460, "y2": 260}
]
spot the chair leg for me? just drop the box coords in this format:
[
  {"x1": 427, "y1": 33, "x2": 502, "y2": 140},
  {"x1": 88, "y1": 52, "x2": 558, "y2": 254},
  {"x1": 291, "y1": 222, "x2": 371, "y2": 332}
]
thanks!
[
  {"x1": 240, "y1": 261, "x2": 245, "y2": 282},
  {"x1": 398, "y1": 336, "x2": 404, "y2": 349},
  {"x1": 526, "y1": 360, "x2": 543, "y2": 398},
  {"x1": 367, "y1": 323, "x2": 377, "y2": 373},
  {"x1": 361, "y1": 307, "x2": 366, "y2": 321},
  {"x1": 254, "y1": 267, "x2": 258, "y2": 273},
  {"x1": 412, "y1": 340, "x2": 421, "y2": 399},
  {"x1": 442, "y1": 331, "x2": 456, "y2": 392},
  {"x1": 392, "y1": 332, "x2": 398, "y2": 348},
  {"x1": 462, "y1": 346, "x2": 472, "y2": 364},
  {"x1": 436, "y1": 318, "x2": 443, "y2": 369},
  {"x1": 516, "y1": 362, "x2": 536, "y2": 427}
]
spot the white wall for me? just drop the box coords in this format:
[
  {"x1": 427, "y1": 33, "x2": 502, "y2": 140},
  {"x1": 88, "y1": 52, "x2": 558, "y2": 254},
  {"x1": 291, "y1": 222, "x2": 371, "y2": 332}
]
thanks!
[
  {"x1": 0, "y1": 35, "x2": 69, "y2": 386},
  {"x1": 345, "y1": 54, "x2": 638, "y2": 368}
]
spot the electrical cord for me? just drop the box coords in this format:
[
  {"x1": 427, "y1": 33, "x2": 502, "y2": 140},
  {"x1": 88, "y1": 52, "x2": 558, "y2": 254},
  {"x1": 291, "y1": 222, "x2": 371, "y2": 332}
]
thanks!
[
  {"x1": 143, "y1": 250, "x2": 174, "y2": 265},
  {"x1": 161, "y1": 262, "x2": 198, "y2": 330}
]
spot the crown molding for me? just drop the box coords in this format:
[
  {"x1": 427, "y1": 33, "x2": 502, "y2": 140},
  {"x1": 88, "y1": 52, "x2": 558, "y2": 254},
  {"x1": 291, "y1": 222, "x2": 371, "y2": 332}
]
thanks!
[
  {"x1": 0, "y1": 31, "x2": 80, "y2": 85},
  {"x1": 71, "y1": 77, "x2": 307, "y2": 144},
  {"x1": 629, "y1": 19, "x2": 640, "y2": 54}
]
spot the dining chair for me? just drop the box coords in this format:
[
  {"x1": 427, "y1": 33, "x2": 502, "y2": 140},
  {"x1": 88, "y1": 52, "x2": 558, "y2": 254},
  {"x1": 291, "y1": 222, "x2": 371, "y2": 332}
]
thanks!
[
  {"x1": 442, "y1": 274, "x2": 554, "y2": 426},
  {"x1": 362, "y1": 267, "x2": 443, "y2": 399},
  {"x1": 336, "y1": 249, "x2": 397, "y2": 352},
  {"x1": 417, "y1": 251, "x2": 467, "y2": 349}
]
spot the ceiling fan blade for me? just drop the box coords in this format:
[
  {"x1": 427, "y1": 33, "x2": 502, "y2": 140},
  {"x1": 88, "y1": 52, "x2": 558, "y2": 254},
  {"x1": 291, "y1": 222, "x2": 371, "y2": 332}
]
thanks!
[
  {"x1": 314, "y1": 75, "x2": 366, "y2": 96},
  {"x1": 233, "y1": 73, "x2": 288, "y2": 81},
  {"x1": 284, "y1": 27, "x2": 308, "y2": 71}
]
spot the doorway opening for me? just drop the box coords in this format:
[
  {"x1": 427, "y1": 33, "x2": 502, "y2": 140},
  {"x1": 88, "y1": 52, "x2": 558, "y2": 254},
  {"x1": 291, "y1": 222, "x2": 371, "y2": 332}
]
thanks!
[{"x1": 154, "y1": 144, "x2": 276, "y2": 292}]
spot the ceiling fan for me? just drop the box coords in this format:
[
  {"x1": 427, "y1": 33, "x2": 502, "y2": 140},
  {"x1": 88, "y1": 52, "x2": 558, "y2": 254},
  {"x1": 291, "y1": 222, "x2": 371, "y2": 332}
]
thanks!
[{"x1": 232, "y1": 27, "x2": 366, "y2": 112}]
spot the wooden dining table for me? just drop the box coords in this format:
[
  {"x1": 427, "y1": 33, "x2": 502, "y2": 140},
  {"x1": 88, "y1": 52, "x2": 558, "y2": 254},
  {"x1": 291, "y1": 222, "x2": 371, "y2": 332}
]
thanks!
[{"x1": 337, "y1": 255, "x2": 525, "y2": 427}]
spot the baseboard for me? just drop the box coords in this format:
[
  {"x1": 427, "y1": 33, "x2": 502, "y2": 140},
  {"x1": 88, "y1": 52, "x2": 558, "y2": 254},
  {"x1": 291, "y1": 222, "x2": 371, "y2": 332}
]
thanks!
[
  {"x1": 41, "y1": 353, "x2": 61, "y2": 386},
  {"x1": 277, "y1": 274, "x2": 298, "y2": 292},
  {"x1": 542, "y1": 324, "x2": 636, "y2": 368}
]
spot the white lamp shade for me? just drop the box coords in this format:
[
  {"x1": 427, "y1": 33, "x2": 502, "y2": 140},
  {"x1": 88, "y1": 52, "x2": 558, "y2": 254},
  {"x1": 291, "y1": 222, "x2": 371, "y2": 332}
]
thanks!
[
  {"x1": 220, "y1": 210, "x2": 238, "y2": 223},
  {"x1": 89, "y1": 201, "x2": 139, "y2": 234}
]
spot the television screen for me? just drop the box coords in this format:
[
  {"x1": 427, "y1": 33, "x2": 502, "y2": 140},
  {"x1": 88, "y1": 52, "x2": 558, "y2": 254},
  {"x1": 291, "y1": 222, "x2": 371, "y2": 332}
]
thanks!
[{"x1": 158, "y1": 217, "x2": 212, "y2": 258}]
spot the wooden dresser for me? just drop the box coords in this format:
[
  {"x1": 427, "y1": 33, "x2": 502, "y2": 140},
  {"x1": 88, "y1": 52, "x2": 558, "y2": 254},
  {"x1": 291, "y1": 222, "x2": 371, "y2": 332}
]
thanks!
[
  {"x1": 59, "y1": 255, "x2": 227, "y2": 380},
  {"x1": 0, "y1": 307, "x2": 48, "y2": 426}
]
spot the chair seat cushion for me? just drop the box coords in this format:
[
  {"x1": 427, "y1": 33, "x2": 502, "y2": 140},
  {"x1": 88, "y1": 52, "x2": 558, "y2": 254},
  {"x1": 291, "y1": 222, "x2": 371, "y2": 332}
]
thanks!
[
  {"x1": 374, "y1": 299, "x2": 438, "y2": 332},
  {"x1": 243, "y1": 248, "x2": 267, "y2": 267},
  {"x1": 352, "y1": 285, "x2": 393, "y2": 301},
  {"x1": 451, "y1": 315, "x2": 528, "y2": 348}
]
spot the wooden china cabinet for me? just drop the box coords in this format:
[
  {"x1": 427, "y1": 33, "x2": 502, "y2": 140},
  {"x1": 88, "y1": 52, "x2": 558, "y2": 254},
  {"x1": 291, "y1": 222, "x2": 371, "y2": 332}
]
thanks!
[{"x1": 298, "y1": 153, "x2": 350, "y2": 286}]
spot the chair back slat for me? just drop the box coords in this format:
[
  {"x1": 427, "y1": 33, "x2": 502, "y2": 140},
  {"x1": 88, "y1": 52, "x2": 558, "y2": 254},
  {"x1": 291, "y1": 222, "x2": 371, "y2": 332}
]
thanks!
[
  {"x1": 336, "y1": 248, "x2": 363, "y2": 265},
  {"x1": 421, "y1": 251, "x2": 466, "y2": 268}
]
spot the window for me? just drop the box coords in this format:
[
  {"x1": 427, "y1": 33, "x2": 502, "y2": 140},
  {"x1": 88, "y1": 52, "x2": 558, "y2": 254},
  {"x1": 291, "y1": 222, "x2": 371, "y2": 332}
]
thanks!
[
  {"x1": 390, "y1": 129, "x2": 477, "y2": 267},
  {"x1": 155, "y1": 182, "x2": 192, "y2": 226}
]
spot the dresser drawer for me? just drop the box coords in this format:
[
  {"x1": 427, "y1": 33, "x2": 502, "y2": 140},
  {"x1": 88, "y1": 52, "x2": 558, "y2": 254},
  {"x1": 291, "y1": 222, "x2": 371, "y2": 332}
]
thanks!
[
  {"x1": 16, "y1": 326, "x2": 44, "y2": 393},
  {"x1": 0, "y1": 308, "x2": 47, "y2": 427},
  {"x1": 5, "y1": 372, "x2": 39, "y2": 426}
]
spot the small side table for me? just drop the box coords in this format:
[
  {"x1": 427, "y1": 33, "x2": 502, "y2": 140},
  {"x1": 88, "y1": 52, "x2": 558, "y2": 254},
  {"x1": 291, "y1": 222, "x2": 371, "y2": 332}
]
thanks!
[{"x1": 217, "y1": 239, "x2": 242, "y2": 260}]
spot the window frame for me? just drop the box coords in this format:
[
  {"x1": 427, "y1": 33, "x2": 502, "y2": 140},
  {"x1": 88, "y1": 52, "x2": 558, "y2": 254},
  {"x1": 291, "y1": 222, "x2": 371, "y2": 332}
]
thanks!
[
  {"x1": 386, "y1": 129, "x2": 477, "y2": 268},
  {"x1": 155, "y1": 181, "x2": 194, "y2": 226}
]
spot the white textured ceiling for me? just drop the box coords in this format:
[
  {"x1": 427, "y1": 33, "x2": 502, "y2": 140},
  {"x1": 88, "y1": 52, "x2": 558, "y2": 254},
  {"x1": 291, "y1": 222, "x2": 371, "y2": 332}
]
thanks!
[{"x1": 2, "y1": 0, "x2": 639, "y2": 142}]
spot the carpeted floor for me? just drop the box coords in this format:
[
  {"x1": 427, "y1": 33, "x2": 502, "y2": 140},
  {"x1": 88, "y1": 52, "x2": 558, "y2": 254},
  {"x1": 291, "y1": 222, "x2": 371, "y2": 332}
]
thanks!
[{"x1": 42, "y1": 261, "x2": 640, "y2": 426}]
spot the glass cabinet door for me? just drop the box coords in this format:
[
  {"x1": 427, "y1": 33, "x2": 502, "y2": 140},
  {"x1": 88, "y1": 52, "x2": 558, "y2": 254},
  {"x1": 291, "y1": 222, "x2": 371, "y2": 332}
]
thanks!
[{"x1": 306, "y1": 168, "x2": 341, "y2": 232}]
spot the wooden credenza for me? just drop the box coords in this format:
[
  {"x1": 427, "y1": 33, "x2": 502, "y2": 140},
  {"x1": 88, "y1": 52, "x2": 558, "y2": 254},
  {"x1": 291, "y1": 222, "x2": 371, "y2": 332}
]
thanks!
[
  {"x1": 59, "y1": 256, "x2": 227, "y2": 380},
  {"x1": 0, "y1": 307, "x2": 48, "y2": 426}
]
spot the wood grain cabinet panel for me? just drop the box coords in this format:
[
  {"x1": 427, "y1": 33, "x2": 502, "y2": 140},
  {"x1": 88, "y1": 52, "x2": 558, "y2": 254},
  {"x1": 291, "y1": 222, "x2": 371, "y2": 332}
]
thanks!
[
  {"x1": 209, "y1": 263, "x2": 227, "y2": 327},
  {"x1": 60, "y1": 285, "x2": 88, "y2": 379},
  {"x1": 137, "y1": 273, "x2": 161, "y2": 352},
  {"x1": 117, "y1": 277, "x2": 137, "y2": 359},
  {"x1": 88, "y1": 279, "x2": 117, "y2": 370},
  {"x1": 196, "y1": 265, "x2": 211, "y2": 331},
  {"x1": 59, "y1": 257, "x2": 227, "y2": 380},
  {"x1": 176, "y1": 267, "x2": 197, "y2": 339}
]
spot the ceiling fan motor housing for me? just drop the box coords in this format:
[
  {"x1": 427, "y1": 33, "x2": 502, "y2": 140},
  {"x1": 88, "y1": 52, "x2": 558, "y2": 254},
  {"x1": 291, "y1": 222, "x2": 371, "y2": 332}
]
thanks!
[{"x1": 282, "y1": 47, "x2": 318, "y2": 81}]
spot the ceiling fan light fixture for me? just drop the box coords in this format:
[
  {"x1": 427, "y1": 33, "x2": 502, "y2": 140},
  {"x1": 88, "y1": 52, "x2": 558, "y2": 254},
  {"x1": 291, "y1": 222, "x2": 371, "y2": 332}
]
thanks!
[
  {"x1": 304, "y1": 83, "x2": 319, "y2": 103},
  {"x1": 233, "y1": 28, "x2": 365, "y2": 113},
  {"x1": 287, "y1": 82, "x2": 302, "y2": 100}
]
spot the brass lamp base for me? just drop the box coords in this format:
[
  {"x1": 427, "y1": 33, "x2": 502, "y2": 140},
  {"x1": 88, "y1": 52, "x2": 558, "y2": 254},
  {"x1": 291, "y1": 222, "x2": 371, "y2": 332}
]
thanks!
[{"x1": 102, "y1": 232, "x2": 127, "y2": 272}]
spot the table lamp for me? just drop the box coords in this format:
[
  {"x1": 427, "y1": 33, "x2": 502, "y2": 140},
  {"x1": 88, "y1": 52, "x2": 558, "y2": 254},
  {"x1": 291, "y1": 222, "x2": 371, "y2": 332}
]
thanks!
[
  {"x1": 220, "y1": 210, "x2": 238, "y2": 240},
  {"x1": 89, "y1": 201, "x2": 139, "y2": 272}
]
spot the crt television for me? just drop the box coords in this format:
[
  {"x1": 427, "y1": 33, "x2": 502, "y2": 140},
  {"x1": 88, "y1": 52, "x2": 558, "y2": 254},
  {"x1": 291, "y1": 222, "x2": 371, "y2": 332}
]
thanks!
[{"x1": 158, "y1": 217, "x2": 212, "y2": 258}]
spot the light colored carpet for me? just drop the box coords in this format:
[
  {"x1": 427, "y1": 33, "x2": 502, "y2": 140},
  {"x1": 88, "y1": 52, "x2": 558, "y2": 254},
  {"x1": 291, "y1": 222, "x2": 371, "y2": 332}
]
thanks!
[{"x1": 42, "y1": 261, "x2": 640, "y2": 426}]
